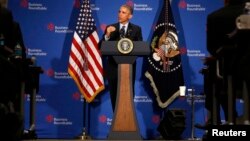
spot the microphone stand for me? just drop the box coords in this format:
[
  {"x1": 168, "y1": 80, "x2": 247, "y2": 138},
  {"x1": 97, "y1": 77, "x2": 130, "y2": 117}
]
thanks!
[{"x1": 187, "y1": 88, "x2": 201, "y2": 141}]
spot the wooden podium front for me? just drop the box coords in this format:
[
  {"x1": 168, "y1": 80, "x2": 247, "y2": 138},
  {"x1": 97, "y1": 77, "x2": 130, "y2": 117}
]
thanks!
[
  {"x1": 100, "y1": 41, "x2": 150, "y2": 140},
  {"x1": 108, "y1": 63, "x2": 141, "y2": 139}
]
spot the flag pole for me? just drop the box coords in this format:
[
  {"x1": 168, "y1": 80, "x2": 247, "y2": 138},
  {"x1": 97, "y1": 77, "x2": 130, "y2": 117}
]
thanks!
[
  {"x1": 70, "y1": 0, "x2": 104, "y2": 139},
  {"x1": 77, "y1": 98, "x2": 91, "y2": 140}
]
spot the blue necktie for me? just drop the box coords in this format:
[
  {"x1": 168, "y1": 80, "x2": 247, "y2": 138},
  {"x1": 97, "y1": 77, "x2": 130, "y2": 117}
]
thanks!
[{"x1": 120, "y1": 26, "x2": 125, "y2": 38}]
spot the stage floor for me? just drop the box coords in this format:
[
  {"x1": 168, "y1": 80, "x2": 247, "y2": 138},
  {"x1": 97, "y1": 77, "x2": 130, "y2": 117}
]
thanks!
[{"x1": 22, "y1": 140, "x2": 202, "y2": 141}]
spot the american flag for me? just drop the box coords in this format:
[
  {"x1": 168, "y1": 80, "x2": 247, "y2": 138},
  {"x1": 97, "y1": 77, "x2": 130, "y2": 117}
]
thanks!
[{"x1": 68, "y1": 0, "x2": 104, "y2": 102}]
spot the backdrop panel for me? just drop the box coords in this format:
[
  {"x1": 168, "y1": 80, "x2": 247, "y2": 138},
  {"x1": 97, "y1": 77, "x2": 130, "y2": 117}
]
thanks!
[{"x1": 8, "y1": 0, "x2": 226, "y2": 139}]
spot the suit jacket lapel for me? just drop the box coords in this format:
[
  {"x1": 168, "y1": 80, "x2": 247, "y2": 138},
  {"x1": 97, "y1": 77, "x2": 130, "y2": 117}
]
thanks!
[{"x1": 126, "y1": 23, "x2": 133, "y2": 38}]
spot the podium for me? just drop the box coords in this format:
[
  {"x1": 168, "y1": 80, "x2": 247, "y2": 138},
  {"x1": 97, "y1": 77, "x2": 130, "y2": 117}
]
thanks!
[
  {"x1": 101, "y1": 39, "x2": 150, "y2": 140},
  {"x1": 8, "y1": 57, "x2": 43, "y2": 139},
  {"x1": 25, "y1": 65, "x2": 43, "y2": 133}
]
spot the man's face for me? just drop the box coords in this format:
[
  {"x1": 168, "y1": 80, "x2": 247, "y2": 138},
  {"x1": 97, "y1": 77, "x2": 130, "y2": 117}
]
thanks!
[
  {"x1": 118, "y1": 6, "x2": 132, "y2": 24},
  {"x1": 0, "y1": 0, "x2": 8, "y2": 8}
]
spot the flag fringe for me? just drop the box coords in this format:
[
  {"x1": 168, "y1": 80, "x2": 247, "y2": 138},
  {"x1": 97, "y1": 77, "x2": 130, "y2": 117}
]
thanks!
[
  {"x1": 145, "y1": 71, "x2": 180, "y2": 108},
  {"x1": 68, "y1": 68, "x2": 105, "y2": 103}
]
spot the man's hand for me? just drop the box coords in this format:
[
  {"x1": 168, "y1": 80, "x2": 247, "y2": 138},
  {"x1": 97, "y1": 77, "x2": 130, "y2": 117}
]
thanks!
[{"x1": 106, "y1": 26, "x2": 116, "y2": 38}]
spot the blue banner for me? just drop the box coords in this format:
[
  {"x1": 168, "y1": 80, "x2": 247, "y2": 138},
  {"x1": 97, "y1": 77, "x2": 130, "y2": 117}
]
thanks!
[{"x1": 7, "y1": 0, "x2": 227, "y2": 139}]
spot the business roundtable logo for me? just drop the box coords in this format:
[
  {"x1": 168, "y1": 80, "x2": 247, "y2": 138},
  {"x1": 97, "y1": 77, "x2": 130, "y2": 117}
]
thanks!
[
  {"x1": 178, "y1": 0, "x2": 206, "y2": 11},
  {"x1": 20, "y1": 0, "x2": 48, "y2": 10},
  {"x1": 126, "y1": 0, "x2": 153, "y2": 12}
]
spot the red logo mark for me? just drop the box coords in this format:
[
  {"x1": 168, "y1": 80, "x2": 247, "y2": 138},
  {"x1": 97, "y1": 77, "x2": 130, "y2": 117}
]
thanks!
[
  {"x1": 72, "y1": 92, "x2": 81, "y2": 100},
  {"x1": 46, "y1": 68, "x2": 54, "y2": 77},
  {"x1": 74, "y1": 0, "x2": 81, "y2": 8},
  {"x1": 179, "y1": 0, "x2": 187, "y2": 9},
  {"x1": 47, "y1": 23, "x2": 55, "y2": 31},
  {"x1": 179, "y1": 47, "x2": 187, "y2": 55},
  {"x1": 152, "y1": 115, "x2": 160, "y2": 124},
  {"x1": 99, "y1": 115, "x2": 107, "y2": 123},
  {"x1": 100, "y1": 24, "x2": 107, "y2": 32},
  {"x1": 46, "y1": 115, "x2": 54, "y2": 123},
  {"x1": 20, "y1": 0, "x2": 28, "y2": 8},
  {"x1": 126, "y1": 0, "x2": 134, "y2": 7}
]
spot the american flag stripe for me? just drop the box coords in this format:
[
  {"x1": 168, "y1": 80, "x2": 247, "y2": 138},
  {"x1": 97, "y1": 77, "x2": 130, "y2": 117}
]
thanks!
[
  {"x1": 81, "y1": 41, "x2": 103, "y2": 88},
  {"x1": 70, "y1": 34, "x2": 99, "y2": 95},
  {"x1": 69, "y1": 44, "x2": 95, "y2": 96},
  {"x1": 69, "y1": 50, "x2": 99, "y2": 99},
  {"x1": 84, "y1": 33, "x2": 103, "y2": 85},
  {"x1": 68, "y1": 0, "x2": 104, "y2": 102},
  {"x1": 73, "y1": 32, "x2": 101, "y2": 89},
  {"x1": 88, "y1": 32, "x2": 103, "y2": 74},
  {"x1": 68, "y1": 63, "x2": 92, "y2": 98}
]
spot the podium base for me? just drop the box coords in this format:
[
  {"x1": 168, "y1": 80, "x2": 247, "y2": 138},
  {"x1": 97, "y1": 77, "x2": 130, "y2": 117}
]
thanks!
[{"x1": 108, "y1": 131, "x2": 141, "y2": 140}]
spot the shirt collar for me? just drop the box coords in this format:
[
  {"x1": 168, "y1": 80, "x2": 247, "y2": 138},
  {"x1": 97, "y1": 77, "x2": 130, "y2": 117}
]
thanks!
[{"x1": 120, "y1": 22, "x2": 129, "y2": 32}]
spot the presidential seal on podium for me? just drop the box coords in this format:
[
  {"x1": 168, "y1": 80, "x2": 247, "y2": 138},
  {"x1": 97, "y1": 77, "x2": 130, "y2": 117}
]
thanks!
[{"x1": 117, "y1": 38, "x2": 134, "y2": 54}]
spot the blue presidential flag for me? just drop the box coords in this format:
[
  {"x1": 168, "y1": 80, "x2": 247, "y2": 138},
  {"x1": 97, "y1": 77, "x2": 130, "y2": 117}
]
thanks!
[{"x1": 145, "y1": 0, "x2": 184, "y2": 108}]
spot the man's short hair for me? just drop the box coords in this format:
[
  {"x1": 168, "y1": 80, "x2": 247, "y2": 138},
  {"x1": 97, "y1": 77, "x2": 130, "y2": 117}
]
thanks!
[{"x1": 121, "y1": 4, "x2": 133, "y2": 15}]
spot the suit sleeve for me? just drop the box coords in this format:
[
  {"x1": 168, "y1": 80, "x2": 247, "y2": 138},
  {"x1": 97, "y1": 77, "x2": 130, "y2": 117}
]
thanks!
[
  {"x1": 99, "y1": 25, "x2": 109, "y2": 49},
  {"x1": 207, "y1": 16, "x2": 218, "y2": 56}
]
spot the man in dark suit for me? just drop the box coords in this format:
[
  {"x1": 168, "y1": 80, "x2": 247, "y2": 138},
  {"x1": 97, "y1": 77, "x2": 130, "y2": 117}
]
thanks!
[
  {"x1": 234, "y1": 2, "x2": 250, "y2": 122},
  {"x1": 0, "y1": 2, "x2": 14, "y2": 57},
  {"x1": 0, "y1": 2, "x2": 24, "y2": 140},
  {"x1": 0, "y1": 0, "x2": 26, "y2": 110},
  {"x1": 102, "y1": 4, "x2": 142, "y2": 111},
  {"x1": 196, "y1": 0, "x2": 247, "y2": 129},
  {"x1": 0, "y1": 2, "x2": 25, "y2": 139}
]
